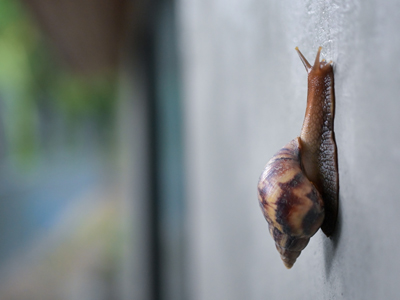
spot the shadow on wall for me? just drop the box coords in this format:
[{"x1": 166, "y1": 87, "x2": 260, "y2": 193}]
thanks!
[{"x1": 323, "y1": 193, "x2": 343, "y2": 278}]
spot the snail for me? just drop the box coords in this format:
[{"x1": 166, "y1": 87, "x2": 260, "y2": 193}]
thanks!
[{"x1": 257, "y1": 47, "x2": 339, "y2": 269}]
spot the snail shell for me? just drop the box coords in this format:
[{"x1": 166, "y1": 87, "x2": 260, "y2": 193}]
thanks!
[
  {"x1": 258, "y1": 137, "x2": 324, "y2": 268},
  {"x1": 257, "y1": 47, "x2": 338, "y2": 269}
]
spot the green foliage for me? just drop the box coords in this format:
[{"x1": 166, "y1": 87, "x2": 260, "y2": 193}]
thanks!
[{"x1": 0, "y1": 0, "x2": 117, "y2": 167}]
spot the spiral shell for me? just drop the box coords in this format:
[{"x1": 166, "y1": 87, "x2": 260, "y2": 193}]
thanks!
[{"x1": 257, "y1": 137, "x2": 325, "y2": 269}]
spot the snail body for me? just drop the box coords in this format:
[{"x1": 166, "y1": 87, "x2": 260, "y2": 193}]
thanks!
[{"x1": 257, "y1": 47, "x2": 338, "y2": 269}]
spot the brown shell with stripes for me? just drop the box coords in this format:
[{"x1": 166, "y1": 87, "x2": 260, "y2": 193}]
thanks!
[
  {"x1": 258, "y1": 137, "x2": 325, "y2": 268},
  {"x1": 257, "y1": 47, "x2": 339, "y2": 269}
]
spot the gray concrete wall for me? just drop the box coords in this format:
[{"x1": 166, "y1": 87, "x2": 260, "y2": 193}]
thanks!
[{"x1": 178, "y1": 1, "x2": 400, "y2": 299}]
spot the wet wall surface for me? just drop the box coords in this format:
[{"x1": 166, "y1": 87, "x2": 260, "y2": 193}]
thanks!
[{"x1": 178, "y1": 1, "x2": 400, "y2": 299}]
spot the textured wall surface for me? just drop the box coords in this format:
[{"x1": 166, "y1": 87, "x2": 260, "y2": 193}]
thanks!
[{"x1": 178, "y1": 0, "x2": 400, "y2": 299}]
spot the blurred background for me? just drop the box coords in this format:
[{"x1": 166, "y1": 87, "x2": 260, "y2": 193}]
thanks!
[
  {"x1": 0, "y1": 0, "x2": 184, "y2": 299},
  {"x1": 1, "y1": 0, "x2": 400, "y2": 300}
]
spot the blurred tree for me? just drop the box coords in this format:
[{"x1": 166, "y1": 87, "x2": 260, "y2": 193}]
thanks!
[{"x1": 0, "y1": 0, "x2": 117, "y2": 168}]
